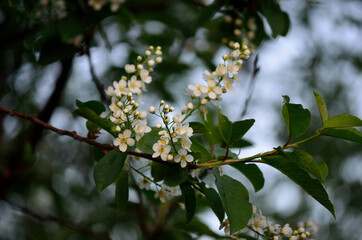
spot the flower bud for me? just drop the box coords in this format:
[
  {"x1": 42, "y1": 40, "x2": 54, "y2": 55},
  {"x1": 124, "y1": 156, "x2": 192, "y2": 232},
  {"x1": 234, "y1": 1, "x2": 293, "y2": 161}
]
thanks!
[
  {"x1": 116, "y1": 125, "x2": 121, "y2": 132},
  {"x1": 201, "y1": 98, "x2": 208, "y2": 105},
  {"x1": 137, "y1": 56, "x2": 142, "y2": 61},
  {"x1": 158, "y1": 131, "x2": 164, "y2": 136},
  {"x1": 149, "y1": 106, "x2": 156, "y2": 114},
  {"x1": 160, "y1": 100, "x2": 164, "y2": 106},
  {"x1": 156, "y1": 123, "x2": 162, "y2": 128},
  {"x1": 187, "y1": 102, "x2": 193, "y2": 110},
  {"x1": 167, "y1": 154, "x2": 173, "y2": 161},
  {"x1": 148, "y1": 45, "x2": 154, "y2": 51},
  {"x1": 145, "y1": 50, "x2": 151, "y2": 56},
  {"x1": 169, "y1": 106, "x2": 174, "y2": 112}
]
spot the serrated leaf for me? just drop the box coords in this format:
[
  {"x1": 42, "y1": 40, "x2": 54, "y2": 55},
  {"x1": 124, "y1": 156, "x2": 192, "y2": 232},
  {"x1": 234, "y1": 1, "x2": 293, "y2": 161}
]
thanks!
[
  {"x1": 321, "y1": 127, "x2": 362, "y2": 143},
  {"x1": 151, "y1": 161, "x2": 167, "y2": 182},
  {"x1": 205, "y1": 187, "x2": 225, "y2": 223},
  {"x1": 94, "y1": 150, "x2": 127, "y2": 192},
  {"x1": 136, "y1": 128, "x2": 159, "y2": 154},
  {"x1": 73, "y1": 108, "x2": 116, "y2": 136},
  {"x1": 180, "y1": 183, "x2": 196, "y2": 223},
  {"x1": 115, "y1": 170, "x2": 129, "y2": 214},
  {"x1": 282, "y1": 103, "x2": 311, "y2": 138},
  {"x1": 214, "y1": 169, "x2": 252, "y2": 234},
  {"x1": 313, "y1": 91, "x2": 328, "y2": 122},
  {"x1": 230, "y1": 163, "x2": 265, "y2": 192},
  {"x1": 190, "y1": 138, "x2": 212, "y2": 163},
  {"x1": 218, "y1": 111, "x2": 255, "y2": 145},
  {"x1": 76, "y1": 99, "x2": 106, "y2": 115},
  {"x1": 323, "y1": 114, "x2": 362, "y2": 128},
  {"x1": 262, "y1": 155, "x2": 335, "y2": 217},
  {"x1": 164, "y1": 166, "x2": 189, "y2": 187}
]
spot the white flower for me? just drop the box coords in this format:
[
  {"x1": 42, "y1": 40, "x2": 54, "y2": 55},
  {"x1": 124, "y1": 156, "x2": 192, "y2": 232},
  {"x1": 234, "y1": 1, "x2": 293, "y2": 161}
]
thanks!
[
  {"x1": 110, "y1": 110, "x2": 126, "y2": 123},
  {"x1": 219, "y1": 219, "x2": 230, "y2": 235},
  {"x1": 88, "y1": 0, "x2": 106, "y2": 11},
  {"x1": 125, "y1": 64, "x2": 136, "y2": 73},
  {"x1": 227, "y1": 60, "x2": 240, "y2": 75},
  {"x1": 174, "y1": 149, "x2": 194, "y2": 168},
  {"x1": 138, "y1": 110, "x2": 147, "y2": 119},
  {"x1": 152, "y1": 143, "x2": 171, "y2": 161},
  {"x1": 110, "y1": 0, "x2": 124, "y2": 12},
  {"x1": 188, "y1": 83, "x2": 203, "y2": 97},
  {"x1": 140, "y1": 69, "x2": 152, "y2": 83},
  {"x1": 173, "y1": 114, "x2": 184, "y2": 123},
  {"x1": 215, "y1": 64, "x2": 228, "y2": 76},
  {"x1": 128, "y1": 76, "x2": 142, "y2": 94},
  {"x1": 224, "y1": 78, "x2": 235, "y2": 93},
  {"x1": 203, "y1": 70, "x2": 216, "y2": 81},
  {"x1": 268, "y1": 223, "x2": 281, "y2": 235},
  {"x1": 281, "y1": 224, "x2": 293, "y2": 237},
  {"x1": 105, "y1": 86, "x2": 114, "y2": 96},
  {"x1": 154, "y1": 188, "x2": 169, "y2": 203},
  {"x1": 157, "y1": 136, "x2": 169, "y2": 146},
  {"x1": 132, "y1": 119, "x2": 151, "y2": 140},
  {"x1": 180, "y1": 135, "x2": 192, "y2": 151},
  {"x1": 113, "y1": 129, "x2": 135, "y2": 152},
  {"x1": 113, "y1": 79, "x2": 129, "y2": 96},
  {"x1": 205, "y1": 80, "x2": 222, "y2": 99},
  {"x1": 139, "y1": 177, "x2": 151, "y2": 190},
  {"x1": 251, "y1": 213, "x2": 267, "y2": 235}
]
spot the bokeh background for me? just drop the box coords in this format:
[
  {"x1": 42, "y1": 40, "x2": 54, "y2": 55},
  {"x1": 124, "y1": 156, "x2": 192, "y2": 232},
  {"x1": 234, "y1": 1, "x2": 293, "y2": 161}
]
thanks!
[{"x1": 0, "y1": 0, "x2": 361, "y2": 239}]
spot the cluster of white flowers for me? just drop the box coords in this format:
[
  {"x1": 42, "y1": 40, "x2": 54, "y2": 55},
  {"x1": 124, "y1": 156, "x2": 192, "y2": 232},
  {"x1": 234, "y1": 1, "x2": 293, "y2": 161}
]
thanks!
[
  {"x1": 88, "y1": 0, "x2": 125, "y2": 12},
  {"x1": 106, "y1": 46, "x2": 162, "y2": 152},
  {"x1": 220, "y1": 206, "x2": 319, "y2": 240},
  {"x1": 149, "y1": 100, "x2": 195, "y2": 168},
  {"x1": 187, "y1": 42, "x2": 249, "y2": 105},
  {"x1": 154, "y1": 185, "x2": 181, "y2": 203}
]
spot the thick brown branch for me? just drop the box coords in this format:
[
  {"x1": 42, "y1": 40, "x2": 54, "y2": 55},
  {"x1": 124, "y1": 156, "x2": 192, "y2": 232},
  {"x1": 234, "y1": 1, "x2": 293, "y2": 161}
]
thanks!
[
  {"x1": 3, "y1": 200, "x2": 111, "y2": 240},
  {"x1": 0, "y1": 106, "x2": 176, "y2": 166}
]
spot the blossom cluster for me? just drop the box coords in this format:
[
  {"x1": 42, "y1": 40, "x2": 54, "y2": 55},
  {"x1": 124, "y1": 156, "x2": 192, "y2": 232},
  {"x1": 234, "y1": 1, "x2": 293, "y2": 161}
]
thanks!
[
  {"x1": 188, "y1": 42, "x2": 250, "y2": 105},
  {"x1": 149, "y1": 101, "x2": 195, "y2": 168},
  {"x1": 106, "y1": 46, "x2": 163, "y2": 152},
  {"x1": 220, "y1": 206, "x2": 319, "y2": 240}
]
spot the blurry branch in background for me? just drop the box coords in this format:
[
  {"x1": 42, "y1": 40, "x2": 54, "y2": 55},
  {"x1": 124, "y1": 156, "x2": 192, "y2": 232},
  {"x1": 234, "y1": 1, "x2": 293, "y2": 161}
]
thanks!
[
  {"x1": 0, "y1": 107, "x2": 175, "y2": 166},
  {"x1": 241, "y1": 54, "x2": 260, "y2": 118},
  {"x1": 2, "y1": 200, "x2": 111, "y2": 240}
]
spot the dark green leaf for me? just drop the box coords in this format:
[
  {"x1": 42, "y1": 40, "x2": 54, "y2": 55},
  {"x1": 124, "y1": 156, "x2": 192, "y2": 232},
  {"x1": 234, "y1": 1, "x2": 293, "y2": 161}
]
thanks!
[
  {"x1": 194, "y1": 0, "x2": 223, "y2": 28},
  {"x1": 259, "y1": 1, "x2": 290, "y2": 38},
  {"x1": 188, "y1": 122, "x2": 207, "y2": 134},
  {"x1": 115, "y1": 170, "x2": 129, "y2": 214},
  {"x1": 230, "y1": 139, "x2": 253, "y2": 148},
  {"x1": 214, "y1": 169, "x2": 252, "y2": 234},
  {"x1": 136, "y1": 128, "x2": 160, "y2": 154},
  {"x1": 180, "y1": 183, "x2": 196, "y2": 223},
  {"x1": 323, "y1": 114, "x2": 362, "y2": 128},
  {"x1": 218, "y1": 111, "x2": 255, "y2": 145},
  {"x1": 57, "y1": 16, "x2": 86, "y2": 41},
  {"x1": 231, "y1": 162, "x2": 265, "y2": 192},
  {"x1": 76, "y1": 99, "x2": 106, "y2": 115},
  {"x1": 285, "y1": 150, "x2": 324, "y2": 182},
  {"x1": 321, "y1": 127, "x2": 362, "y2": 143},
  {"x1": 262, "y1": 155, "x2": 335, "y2": 217},
  {"x1": 282, "y1": 103, "x2": 311, "y2": 138},
  {"x1": 214, "y1": 147, "x2": 237, "y2": 160},
  {"x1": 73, "y1": 108, "x2": 117, "y2": 136},
  {"x1": 316, "y1": 162, "x2": 329, "y2": 183},
  {"x1": 313, "y1": 91, "x2": 328, "y2": 122},
  {"x1": 151, "y1": 161, "x2": 168, "y2": 182},
  {"x1": 190, "y1": 138, "x2": 212, "y2": 163},
  {"x1": 94, "y1": 149, "x2": 127, "y2": 192},
  {"x1": 164, "y1": 166, "x2": 189, "y2": 187},
  {"x1": 205, "y1": 187, "x2": 225, "y2": 222}
]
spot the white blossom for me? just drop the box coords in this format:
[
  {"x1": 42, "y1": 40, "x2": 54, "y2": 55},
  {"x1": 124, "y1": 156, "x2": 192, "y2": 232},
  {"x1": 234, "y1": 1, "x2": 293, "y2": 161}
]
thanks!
[
  {"x1": 113, "y1": 129, "x2": 135, "y2": 152},
  {"x1": 125, "y1": 64, "x2": 136, "y2": 73},
  {"x1": 152, "y1": 143, "x2": 171, "y2": 161},
  {"x1": 174, "y1": 149, "x2": 194, "y2": 168},
  {"x1": 140, "y1": 69, "x2": 152, "y2": 83},
  {"x1": 132, "y1": 119, "x2": 151, "y2": 140}
]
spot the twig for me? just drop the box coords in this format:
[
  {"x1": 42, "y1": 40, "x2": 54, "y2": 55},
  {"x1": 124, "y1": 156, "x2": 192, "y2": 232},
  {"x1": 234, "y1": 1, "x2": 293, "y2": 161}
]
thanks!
[
  {"x1": 241, "y1": 54, "x2": 260, "y2": 118},
  {"x1": 0, "y1": 106, "x2": 176, "y2": 167},
  {"x1": 2, "y1": 200, "x2": 111, "y2": 240}
]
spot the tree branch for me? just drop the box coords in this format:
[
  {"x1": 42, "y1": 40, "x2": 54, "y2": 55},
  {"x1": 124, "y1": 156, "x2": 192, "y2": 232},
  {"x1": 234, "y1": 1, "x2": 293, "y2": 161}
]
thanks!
[
  {"x1": 0, "y1": 106, "x2": 176, "y2": 167},
  {"x1": 2, "y1": 200, "x2": 111, "y2": 240}
]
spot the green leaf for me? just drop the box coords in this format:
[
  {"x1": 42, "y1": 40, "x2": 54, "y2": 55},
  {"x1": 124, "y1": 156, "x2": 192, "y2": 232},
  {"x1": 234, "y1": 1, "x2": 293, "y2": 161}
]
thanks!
[
  {"x1": 214, "y1": 169, "x2": 252, "y2": 234},
  {"x1": 94, "y1": 150, "x2": 127, "y2": 192},
  {"x1": 73, "y1": 108, "x2": 116, "y2": 136},
  {"x1": 259, "y1": 1, "x2": 290, "y2": 38},
  {"x1": 316, "y1": 161, "x2": 329, "y2": 183},
  {"x1": 282, "y1": 103, "x2": 311, "y2": 138},
  {"x1": 76, "y1": 99, "x2": 106, "y2": 115},
  {"x1": 164, "y1": 166, "x2": 189, "y2": 187},
  {"x1": 214, "y1": 147, "x2": 237, "y2": 160},
  {"x1": 321, "y1": 127, "x2": 362, "y2": 143},
  {"x1": 188, "y1": 122, "x2": 207, "y2": 134},
  {"x1": 323, "y1": 114, "x2": 362, "y2": 128},
  {"x1": 194, "y1": 0, "x2": 223, "y2": 28},
  {"x1": 151, "y1": 161, "x2": 168, "y2": 182},
  {"x1": 230, "y1": 163, "x2": 265, "y2": 192},
  {"x1": 190, "y1": 138, "x2": 212, "y2": 163},
  {"x1": 313, "y1": 91, "x2": 328, "y2": 122},
  {"x1": 218, "y1": 111, "x2": 255, "y2": 145},
  {"x1": 115, "y1": 170, "x2": 129, "y2": 214},
  {"x1": 136, "y1": 128, "x2": 160, "y2": 155},
  {"x1": 205, "y1": 187, "x2": 225, "y2": 223},
  {"x1": 285, "y1": 150, "x2": 324, "y2": 183},
  {"x1": 180, "y1": 183, "x2": 196, "y2": 223},
  {"x1": 262, "y1": 155, "x2": 335, "y2": 217},
  {"x1": 230, "y1": 139, "x2": 253, "y2": 148}
]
